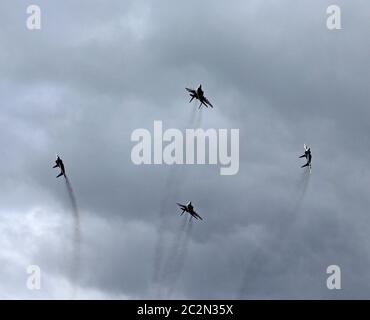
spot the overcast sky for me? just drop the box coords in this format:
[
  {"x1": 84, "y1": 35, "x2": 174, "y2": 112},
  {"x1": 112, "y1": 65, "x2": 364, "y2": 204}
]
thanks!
[{"x1": 1, "y1": 0, "x2": 370, "y2": 299}]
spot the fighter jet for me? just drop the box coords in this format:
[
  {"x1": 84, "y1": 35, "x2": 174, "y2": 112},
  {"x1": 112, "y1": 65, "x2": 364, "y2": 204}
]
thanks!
[
  {"x1": 176, "y1": 201, "x2": 203, "y2": 220},
  {"x1": 186, "y1": 85, "x2": 214, "y2": 109},
  {"x1": 299, "y1": 144, "x2": 312, "y2": 171},
  {"x1": 53, "y1": 154, "x2": 66, "y2": 178}
]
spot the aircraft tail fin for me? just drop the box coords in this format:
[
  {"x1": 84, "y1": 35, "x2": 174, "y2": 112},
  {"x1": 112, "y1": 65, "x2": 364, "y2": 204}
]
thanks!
[{"x1": 56, "y1": 172, "x2": 64, "y2": 178}]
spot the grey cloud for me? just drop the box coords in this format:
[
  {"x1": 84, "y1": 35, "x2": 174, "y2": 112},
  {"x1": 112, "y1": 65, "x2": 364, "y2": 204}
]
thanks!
[{"x1": 1, "y1": 0, "x2": 370, "y2": 299}]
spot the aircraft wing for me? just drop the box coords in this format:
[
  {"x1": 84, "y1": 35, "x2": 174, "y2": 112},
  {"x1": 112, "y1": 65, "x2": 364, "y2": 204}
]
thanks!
[
  {"x1": 204, "y1": 97, "x2": 213, "y2": 108},
  {"x1": 177, "y1": 203, "x2": 187, "y2": 210},
  {"x1": 192, "y1": 211, "x2": 203, "y2": 220},
  {"x1": 186, "y1": 88, "x2": 196, "y2": 94}
]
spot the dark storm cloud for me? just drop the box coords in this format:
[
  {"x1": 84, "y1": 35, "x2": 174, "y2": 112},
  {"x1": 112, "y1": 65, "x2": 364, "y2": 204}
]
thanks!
[{"x1": 1, "y1": 0, "x2": 370, "y2": 298}]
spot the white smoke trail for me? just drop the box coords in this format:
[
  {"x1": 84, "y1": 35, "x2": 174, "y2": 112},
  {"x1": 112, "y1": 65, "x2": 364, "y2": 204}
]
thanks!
[
  {"x1": 151, "y1": 104, "x2": 202, "y2": 297},
  {"x1": 152, "y1": 163, "x2": 184, "y2": 298},
  {"x1": 166, "y1": 216, "x2": 188, "y2": 268},
  {"x1": 190, "y1": 103, "x2": 198, "y2": 125},
  {"x1": 161, "y1": 216, "x2": 188, "y2": 292},
  {"x1": 159, "y1": 216, "x2": 194, "y2": 298},
  {"x1": 194, "y1": 106, "x2": 203, "y2": 129},
  {"x1": 64, "y1": 176, "x2": 81, "y2": 299},
  {"x1": 292, "y1": 170, "x2": 311, "y2": 217},
  {"x1": 166, "y1": 216, "x2": 193, "y2": 298},
  {"x1": 238, "y1": 170, "x2": 311, "y2": 298}
]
